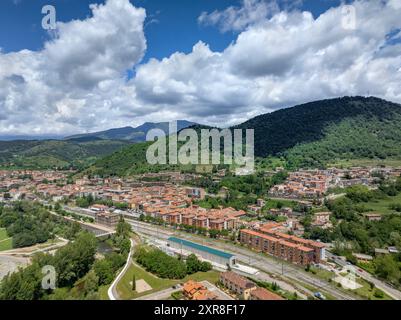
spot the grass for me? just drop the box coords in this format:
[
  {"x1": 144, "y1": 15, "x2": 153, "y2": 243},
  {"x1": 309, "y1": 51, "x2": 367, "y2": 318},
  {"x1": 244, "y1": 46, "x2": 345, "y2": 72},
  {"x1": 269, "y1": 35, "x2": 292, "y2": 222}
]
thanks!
[
  {"x1": 308, "y1": 266, "x2": 335, "y2": 282},
  {"x1": 98, "y1": 285, "x2": 110, "y2": 300},
  {"x1": 0, "y1": 228, "x2": 9, "y2": 241},
  {"x1": 328, "y1": 158, "x2": 401, "y2": 169},
  {"x1": 361, "y1": 193, "x2": 401, "y2": 214},
  {"x1": 182, "y1": 270, "x2": 220, "y2": 284},
  {"x1": 0, "y1": 228, "x2": 12, "y2": 252},
  {"x1": 116, "y1": 260, "x2": 221, "y2": 300},
  {"x1": 353, "y1": 278, "x2": 393, "y2": 300},
  {"x1": 116, "y1": 262, "x2": 177, "y2": 300}
]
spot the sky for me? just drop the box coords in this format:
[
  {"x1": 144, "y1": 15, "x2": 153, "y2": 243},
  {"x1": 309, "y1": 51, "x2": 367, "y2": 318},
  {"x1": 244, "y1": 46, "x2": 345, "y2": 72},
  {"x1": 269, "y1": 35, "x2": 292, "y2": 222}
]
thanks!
[{"x1": 0, "y1": 0, "x2": 401, "y2": 136}]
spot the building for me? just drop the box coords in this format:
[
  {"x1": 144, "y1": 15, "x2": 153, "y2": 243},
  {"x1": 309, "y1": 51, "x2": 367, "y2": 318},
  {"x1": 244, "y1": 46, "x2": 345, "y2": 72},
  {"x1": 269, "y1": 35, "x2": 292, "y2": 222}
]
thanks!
[
  {"x1": 182, "y1": 281, "x2": 218, "y2": 300},
  {"x1": 240, "y1": 229, "x2": 325, "y2": 265},
  {"x1": 185, "y1": 187, "x2": 206, "y2": 200},
  {"x1": 220, "y1": 272, "x2": 257, "y2": 300},
  {"x1": 352, "y1": 253, "x2": 373, "y2": 262},
  {"x1": 168, "y1": 237, "x2": 236, "y2": 268},
  {"x1": 95, "y1": 211, "x2": 120, "y2": 228},
  {"x1": 364, "y1": 213, "x2": 382, "y2": 221},
  {"x1": 249, "y1": 287, "x2": 284, "y2": 301},
  {"x1": 313, "y1": 212, "x2": 331, "y2": 224}
]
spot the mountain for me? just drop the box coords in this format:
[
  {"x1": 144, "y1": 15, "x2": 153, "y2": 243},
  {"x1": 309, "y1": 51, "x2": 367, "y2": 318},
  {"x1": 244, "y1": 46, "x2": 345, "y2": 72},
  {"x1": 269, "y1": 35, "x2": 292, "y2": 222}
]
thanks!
[
  {"x1": 0, "y1": 139, "x2": 131, "y2": 170},
  {"x1": 0, "y1": 134, "x2": 64, "y2": 141},
  {"x1": 85, "y1": 96, "x2": 401, "y2": 175},
  {"x1": 65, "y1": 120, "x2": 197, "y2": 142},
  {"x1": 236, "y1": 96, "x2": 401, "y2": 167}
]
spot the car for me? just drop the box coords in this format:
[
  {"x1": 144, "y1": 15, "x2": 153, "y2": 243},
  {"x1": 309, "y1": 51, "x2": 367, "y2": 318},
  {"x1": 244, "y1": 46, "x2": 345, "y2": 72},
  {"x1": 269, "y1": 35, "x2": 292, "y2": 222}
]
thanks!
[{"x1": 314, "y1": 292, "x2": 326, "y2": 300}]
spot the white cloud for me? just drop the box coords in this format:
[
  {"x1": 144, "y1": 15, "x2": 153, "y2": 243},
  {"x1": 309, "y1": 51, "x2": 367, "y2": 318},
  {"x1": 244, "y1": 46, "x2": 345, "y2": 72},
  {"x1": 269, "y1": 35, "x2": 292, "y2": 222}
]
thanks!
[
  {"x1": 1, "y1": 0, "x2": 401, "y2": 135},
  {"x1": 134, "y1": 0, "x2": 401, "y2": 126},
  {"x1": 198, "y1": 0, "x2": 303, "y2": 33},
  {"x1": 0, "y1": 0, "x2": 146, "y2": 135}
]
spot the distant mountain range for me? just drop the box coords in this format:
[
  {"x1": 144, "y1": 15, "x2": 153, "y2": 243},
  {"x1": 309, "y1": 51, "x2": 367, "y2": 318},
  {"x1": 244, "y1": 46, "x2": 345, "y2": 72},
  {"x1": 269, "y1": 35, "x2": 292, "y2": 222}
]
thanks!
[
  {"x1": 65, "y1": 120, "x2": 197, "y2": 142},
  {"x1": 0, "y1": 120, "x2": 197, "y2": 170},
  {"x1": 0, "y1": 139, "x2": 131, "y2": 170}
]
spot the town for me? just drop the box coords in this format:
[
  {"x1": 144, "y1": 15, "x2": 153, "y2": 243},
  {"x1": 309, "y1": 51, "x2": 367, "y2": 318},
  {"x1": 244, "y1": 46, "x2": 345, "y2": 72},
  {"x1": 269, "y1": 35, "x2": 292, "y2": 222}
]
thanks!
[{"x1": 2, "y1": 164, "x2": 401, "y2": 301}]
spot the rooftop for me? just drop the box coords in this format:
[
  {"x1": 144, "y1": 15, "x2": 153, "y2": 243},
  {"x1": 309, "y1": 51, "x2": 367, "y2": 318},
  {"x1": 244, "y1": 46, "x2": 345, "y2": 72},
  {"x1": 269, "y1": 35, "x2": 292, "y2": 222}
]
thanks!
[{"x1": 168, "y1": 237, "x2": 234, "y2": 259}]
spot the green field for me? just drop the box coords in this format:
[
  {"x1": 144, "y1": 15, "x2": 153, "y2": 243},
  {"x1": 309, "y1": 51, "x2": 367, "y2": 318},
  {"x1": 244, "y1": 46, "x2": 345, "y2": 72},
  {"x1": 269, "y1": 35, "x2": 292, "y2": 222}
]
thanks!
[
  {"x1": 116, "y1": 262, "x2": 177, "y2": 300},
  {"x1": 0, "y1": 228, "x2": 12, "y2": 252},
  {"x1": 353, "y1": 278, "x2": 393, "y2": 300},
  {"x1": 328, "y1": 158, "x2": 401, "y2": 169},
  {"x1": 362, "y1": 193, "x2": 401, "y2": 215},
  {"x1": 116, "y1": 261, "x2": 220, "y2": 300}
]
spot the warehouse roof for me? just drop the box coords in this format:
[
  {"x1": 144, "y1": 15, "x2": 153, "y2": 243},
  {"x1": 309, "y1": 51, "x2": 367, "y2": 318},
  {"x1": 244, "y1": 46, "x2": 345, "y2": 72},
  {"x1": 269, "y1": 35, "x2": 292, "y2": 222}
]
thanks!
[{"x1": 168, "y1": 237, "x2": 234, "y2": 259}]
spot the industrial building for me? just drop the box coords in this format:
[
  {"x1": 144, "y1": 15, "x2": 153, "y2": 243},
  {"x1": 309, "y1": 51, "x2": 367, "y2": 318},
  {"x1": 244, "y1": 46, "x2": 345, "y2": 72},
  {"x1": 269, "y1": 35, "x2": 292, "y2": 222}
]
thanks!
[{"x1": 167, "y1": 237, "x2": 236, "y2": 268}]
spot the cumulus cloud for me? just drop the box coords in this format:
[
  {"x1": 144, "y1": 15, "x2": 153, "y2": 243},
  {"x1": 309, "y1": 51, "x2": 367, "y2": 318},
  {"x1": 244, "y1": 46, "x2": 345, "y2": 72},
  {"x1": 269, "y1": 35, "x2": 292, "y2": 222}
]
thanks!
[
  {"x1": 134, "y1": 0, "x2": 401, "y2": 127},
  {"x1": 198, "y1": 0, "x2": 303, "y2": 33},
  {"x1": 0, "y1": 0, "x2": 146, "y2": 135},
  {"x1": 1, "y1": 0, "x2": 401, "y2": 135}
]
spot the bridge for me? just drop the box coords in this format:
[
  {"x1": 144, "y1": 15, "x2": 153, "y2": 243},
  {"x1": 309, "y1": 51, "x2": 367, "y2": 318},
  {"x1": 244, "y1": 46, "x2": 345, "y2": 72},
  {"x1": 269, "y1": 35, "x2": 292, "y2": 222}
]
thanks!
[{"x1": 50, "y1": 211, "x2": 116, "y2": 239}]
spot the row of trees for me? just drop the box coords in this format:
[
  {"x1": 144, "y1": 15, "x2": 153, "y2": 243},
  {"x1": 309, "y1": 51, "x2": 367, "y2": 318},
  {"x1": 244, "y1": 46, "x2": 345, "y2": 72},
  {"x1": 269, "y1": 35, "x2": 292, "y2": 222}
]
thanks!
[
  {"x1": 134, "y1": 246, "x2": 211, "y2": 280},
  {"x1": 75, "y1": 194, "x2": 128, "y2": 210}
]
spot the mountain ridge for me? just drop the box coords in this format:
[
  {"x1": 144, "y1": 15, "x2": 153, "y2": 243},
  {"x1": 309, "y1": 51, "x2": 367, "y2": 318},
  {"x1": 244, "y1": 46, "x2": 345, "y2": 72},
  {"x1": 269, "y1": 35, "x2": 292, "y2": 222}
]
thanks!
[
  {"x1": 84, "y1": 96, "x2": 401, "y2": 176},
  {"x1": 65, "y1": 120, "x2": 197, "y2": 142}
]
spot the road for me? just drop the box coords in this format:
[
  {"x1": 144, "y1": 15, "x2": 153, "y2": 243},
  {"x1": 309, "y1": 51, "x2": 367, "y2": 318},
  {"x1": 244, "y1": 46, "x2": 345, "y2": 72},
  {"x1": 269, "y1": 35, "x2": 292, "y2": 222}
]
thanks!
[
  {"x1": 326, "y1": 251, "x2": 401, "y2": 300},
  {"x1": 134, "y1": 286, "x2": 180, "y2": 300},
  {"x1": 129, "y1": 220, "x2": 358, "y2": 300},
  {"x1": 108, "y1": 238, "x2": 135, "y2": 300}
]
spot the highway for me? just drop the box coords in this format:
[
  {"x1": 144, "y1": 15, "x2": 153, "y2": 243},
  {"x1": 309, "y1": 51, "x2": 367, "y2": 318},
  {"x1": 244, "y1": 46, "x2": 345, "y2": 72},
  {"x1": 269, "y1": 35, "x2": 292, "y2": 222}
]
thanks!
[
  {"x1": 326, "y1": 251, "x2": 401, "y2": 300},
  {"x1": 62, "y1": 206, "x2": 401, "y2": 300}
]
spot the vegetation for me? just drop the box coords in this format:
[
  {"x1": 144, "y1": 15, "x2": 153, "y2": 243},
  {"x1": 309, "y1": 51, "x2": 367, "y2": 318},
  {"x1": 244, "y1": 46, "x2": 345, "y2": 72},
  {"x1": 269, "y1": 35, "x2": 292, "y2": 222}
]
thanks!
[
  {"x1": 134, "y1": 246, "x2": 212, "y2": 280},
  {"x1": 236, "y1": 96, "x2": 401, "y2": 168},
  {"x1": 0, "y1": 217, "x2": 132, "y2": 300},
  {"x1": 0, "y1": 232, "x2": 98, "y2": 300},
  {"x1": 0, "y1": 139, "x2": 130, "y2": 170},
  {"x1": 134, "y1": 246, "x2": 188, "y2": 279},
  {"x1": 305, "y1": 179, "x2": 401, "y2": 287}
]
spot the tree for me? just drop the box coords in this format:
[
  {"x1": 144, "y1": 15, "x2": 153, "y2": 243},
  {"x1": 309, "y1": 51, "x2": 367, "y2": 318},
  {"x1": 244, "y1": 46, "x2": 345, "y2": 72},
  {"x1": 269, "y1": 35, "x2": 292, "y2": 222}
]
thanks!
[
  {"x1": 132, "y1": 274, "x2": 136, "y2": 291},
  {"x1": 116, "y1": 216, "x2": 131, "y2": 238},
  {"x1": 54, "y1": 232, "x2": 97, "y2": 288},
  {"x1": 94, "y1": 259, "x2": 115, "y2": 286},
  {"x1": 374, "y1": 255, "x2": 401, "y2": 285}
]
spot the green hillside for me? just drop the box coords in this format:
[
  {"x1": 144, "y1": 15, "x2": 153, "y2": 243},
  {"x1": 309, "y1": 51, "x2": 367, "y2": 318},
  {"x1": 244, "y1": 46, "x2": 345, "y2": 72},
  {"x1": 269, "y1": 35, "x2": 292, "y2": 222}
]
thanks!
[
  {"x1": 0, "y1": 139, "x2": 130, "y2": 169},
  {"x1": 84, "y1": 141, "x2": 186, "y2": 176},
  {"x1": 236, "y1": 96, "x2": 401, "y2": 168}
]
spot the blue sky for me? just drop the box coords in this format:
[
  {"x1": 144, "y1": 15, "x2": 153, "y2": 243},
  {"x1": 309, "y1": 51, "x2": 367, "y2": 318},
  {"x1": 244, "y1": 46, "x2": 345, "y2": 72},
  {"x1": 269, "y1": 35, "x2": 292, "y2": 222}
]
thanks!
[
  {"x1": 1, "y1": 0, "x2": 343, "y2": 62},
  {"x1": 0, "y1": 0, "x2": 400, "y2": 135}
]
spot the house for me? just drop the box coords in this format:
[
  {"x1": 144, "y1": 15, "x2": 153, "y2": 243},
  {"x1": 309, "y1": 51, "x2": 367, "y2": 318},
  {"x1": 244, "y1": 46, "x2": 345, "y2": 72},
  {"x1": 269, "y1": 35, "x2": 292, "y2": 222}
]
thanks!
[
  {"x1": 364, "y1": 213, "x2": 382, "y2": 222},
  {"x1": 182, "y1": 281, "x2": 218, "y2": 300},
  {"x1": 313, "y1": 212, "x2": 331, "y2": 224},
  {"x1": 95, "y1": 211, "x2": 120, "y2": 228},
  {"x1": 219, "y1": 271, "x2": 256, "y2": 300},
  {"x1": 249, "y1": 287, "x2": 284, "y2": 301},
  {"x1": 352, "y1": 253, "x2": 373, "y2": 262}
]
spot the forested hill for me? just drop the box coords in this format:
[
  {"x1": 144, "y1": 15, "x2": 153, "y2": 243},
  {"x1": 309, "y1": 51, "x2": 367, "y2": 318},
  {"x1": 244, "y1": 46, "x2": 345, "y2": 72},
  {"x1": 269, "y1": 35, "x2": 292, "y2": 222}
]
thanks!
[
  {"x1": 0, "y1": 139, "x2": 130, "y2": 169},
  {"x1": 83, "y1": 96, "x2": 401, "y2": 175},
  {"x1": 236, "y1": 96, "x2": 401, "y2": 167}
]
